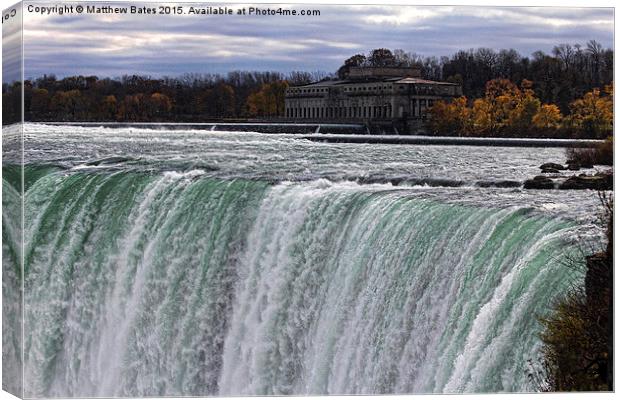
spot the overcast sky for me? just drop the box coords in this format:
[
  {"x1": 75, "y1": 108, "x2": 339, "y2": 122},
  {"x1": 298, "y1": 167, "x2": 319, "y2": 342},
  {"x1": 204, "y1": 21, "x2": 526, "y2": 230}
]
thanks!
[{"x1": 8, "y1": 2, "x2": 615, "y2": 81}]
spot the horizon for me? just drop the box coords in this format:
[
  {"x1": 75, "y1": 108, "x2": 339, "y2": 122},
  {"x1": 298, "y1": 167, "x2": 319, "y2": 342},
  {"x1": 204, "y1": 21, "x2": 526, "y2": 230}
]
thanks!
[
  {"x1": 5, "y1": 39, "x2": 615, "y2": 84},
  {"x1": 2, "y1": 3, "x2": 614, "y2": 83}
]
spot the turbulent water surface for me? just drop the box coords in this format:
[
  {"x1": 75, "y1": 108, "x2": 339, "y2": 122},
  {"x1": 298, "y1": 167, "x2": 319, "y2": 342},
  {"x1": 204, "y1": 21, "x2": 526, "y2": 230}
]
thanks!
[{"x1": 2, "y1": 123, "x2": 605, "y2": 397}]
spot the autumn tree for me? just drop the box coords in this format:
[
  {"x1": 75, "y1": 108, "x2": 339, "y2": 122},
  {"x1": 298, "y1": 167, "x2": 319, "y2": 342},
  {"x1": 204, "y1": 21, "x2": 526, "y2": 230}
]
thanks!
[
  {"x1": 533, "y1": 104, "x2": 562, "y2": 129},
  {"x1": 100, "y1": 95, "x2": 118, "y2": 120},
  {"x1": 245, "y1": 81, "x2": 288, "y2": 117},
  {"x1": 116, "y1": 94, "x2": 145, "y2": 121},
  {"x1": 506, "y1": 80, "x2": 541, "y2": 131},
  {"x1": 471, "y1": 98, "x2": 494, "y2": 134},
  {"x1": 427, "y1": 96, "x2": 471, "y2": 135},
  {"x1": 568, "y1": 85, "x2": 613, "y2": 136},
  {"x1": 146, "y1": 93, "x2": 173, "y2": 119}
]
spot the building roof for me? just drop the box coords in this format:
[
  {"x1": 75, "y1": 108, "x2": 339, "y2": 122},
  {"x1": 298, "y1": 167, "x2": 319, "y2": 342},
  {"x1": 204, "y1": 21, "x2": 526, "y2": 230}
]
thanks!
[
  {"x1": 390, "y1": 77, "x2": 460, "y2": 85},
  {"x1": 292, "y1": 76, "x2": 459, "y2": 88}
]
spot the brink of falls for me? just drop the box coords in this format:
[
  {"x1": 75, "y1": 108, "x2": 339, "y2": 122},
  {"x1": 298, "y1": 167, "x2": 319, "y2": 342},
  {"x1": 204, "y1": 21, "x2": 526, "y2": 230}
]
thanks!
[{"x1": 3, "y1": 124, "x2": 602, "y2": 397}]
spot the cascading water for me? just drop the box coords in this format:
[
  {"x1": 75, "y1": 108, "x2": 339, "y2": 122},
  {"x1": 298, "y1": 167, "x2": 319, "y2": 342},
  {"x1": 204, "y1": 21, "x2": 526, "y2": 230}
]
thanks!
[
  {"x1": 3, "y1": 124, "x2": 603, "y2": 398},
  {"x1": 10, "y1": 167, "x2": 583, "y2": 397},
  {"x1": 2, "y1": 166, "x2": 23, "y2": 396}
]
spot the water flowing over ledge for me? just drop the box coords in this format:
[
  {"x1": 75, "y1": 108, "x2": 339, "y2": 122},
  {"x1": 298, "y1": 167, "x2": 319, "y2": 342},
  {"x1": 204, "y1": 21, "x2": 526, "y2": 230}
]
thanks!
[
  {"x1": 9, "y1": 168, "x2": 590, "y2": 397},
  {"x1": 3, "y1": 123, "x2": 604, "y2": 396},
  {"x1": 37, "y1": 122, "x2": 604, "y2": 148}
]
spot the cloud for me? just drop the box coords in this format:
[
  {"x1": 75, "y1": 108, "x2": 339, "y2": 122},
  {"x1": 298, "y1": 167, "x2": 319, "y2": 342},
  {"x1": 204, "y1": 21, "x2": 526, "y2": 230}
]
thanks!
[
  {"x1": 16, "y1": 2, "x2": 614, "y2": 80},
  {"x1": 2, "y1": 2, "x2": 23, "y2": 83}
]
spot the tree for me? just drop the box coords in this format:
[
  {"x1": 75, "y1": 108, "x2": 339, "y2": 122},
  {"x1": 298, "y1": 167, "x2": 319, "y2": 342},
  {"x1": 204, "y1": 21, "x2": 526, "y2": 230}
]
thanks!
[
  {"x1": 471, "y1": 98, "x2": 494, "y2": 134},
  {"x1": 245, "y1": 81, "x2": 288, "y2": 117},
  {"x1": 506, "y1": 80, "x2": 541, "y2": 131},
  {"x1": 366, "y1": 48, "x2": 396, "y2": 67},
  {"x1": 117, "y1": 94, "x2": 146, "y2": 121},
  {"x1": 147, "y1": 93, "x2": 172, "y2": 119},
  {"x1": 50, "y1": 90, "x2": 82, "y2": 121},
  {"x1": 100, "y1": 95, "x2": 118, "y2": 120},
  {"x1": 30, "y1": 88, "x2": 50, "y2": 117},
  {"x1": 211, "y1": 83, "x2": 235, "y2": 117},
  {"x1": 533, "y1": 104, "x2": 562, "y2": 129},
  {"x1": 569, "y1": 87, "x2": 613, "y2": 137},
  {"x1": 337, "y1": 54, "x2": 366, "y2": 79},
  {"x1": 427, "y1": 96, "x2": 471, "y2": 135}
]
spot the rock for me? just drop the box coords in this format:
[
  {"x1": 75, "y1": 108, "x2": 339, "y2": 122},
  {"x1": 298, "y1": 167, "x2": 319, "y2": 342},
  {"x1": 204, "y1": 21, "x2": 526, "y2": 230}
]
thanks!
[
  {"x1": 559, "y1": 172, "x2": 613, "y2": 190},
  {"x1": 580, "y1": 163, "x2": 594, "y2": 169},
  {"x1": 540, "y1": 163, "x2": 566, "y2": 171},
  {"x1": 476, "y1": 180, "x2": 522, "y2": 188},
  {"x1": 567, "y1": 163, "x2": 580, "y2": 171},
  {"x1": 541, "y1": 167, "x2": 561, "y2": 174},
  {"x1": 524, "y1": 175, "x2": 555, "y2": 189}
]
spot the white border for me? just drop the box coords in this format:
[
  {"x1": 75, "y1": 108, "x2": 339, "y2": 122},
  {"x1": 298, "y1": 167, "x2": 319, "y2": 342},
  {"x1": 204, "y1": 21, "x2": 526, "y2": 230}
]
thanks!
[{"x1": 0, "y1": 1, "x2": 617, "y2": 400}]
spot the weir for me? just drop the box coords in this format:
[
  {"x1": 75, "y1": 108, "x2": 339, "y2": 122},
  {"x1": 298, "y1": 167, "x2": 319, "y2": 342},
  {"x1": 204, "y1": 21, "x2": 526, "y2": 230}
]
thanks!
[
  {"x1": 44, "y1": 122, "x2": 367, "y2": 135},
  {"x1": 300, "y1": 134, "x2": 603, "y2": 148},
  {"x1": 40, "y1": 122, "x2": 601, "y2": 147}
]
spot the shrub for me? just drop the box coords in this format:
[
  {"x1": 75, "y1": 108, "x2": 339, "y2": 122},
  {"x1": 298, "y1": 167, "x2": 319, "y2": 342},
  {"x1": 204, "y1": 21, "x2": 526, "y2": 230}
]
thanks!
[
  {"x1": 538, "y1": 194, "x2": 613, "y2": 391},
  {"x1": 566, "y1": 136, "x2": 613, "y2": 166}
]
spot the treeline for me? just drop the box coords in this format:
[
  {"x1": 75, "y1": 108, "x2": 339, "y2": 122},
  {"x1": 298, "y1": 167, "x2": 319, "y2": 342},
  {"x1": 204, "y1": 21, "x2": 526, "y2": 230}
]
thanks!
[
  {"x1": 339, "y1": 41, "x2": 613, "y2": 113},
  {"x1": 2, "y1": 41, "x2": 613, "y2": 127},
  {"x1": 2, "y1": 71, "x2": 326, "y2": 124},
  {"x1": 428, "y1": 79, "x2": 613, "y2": 139}
]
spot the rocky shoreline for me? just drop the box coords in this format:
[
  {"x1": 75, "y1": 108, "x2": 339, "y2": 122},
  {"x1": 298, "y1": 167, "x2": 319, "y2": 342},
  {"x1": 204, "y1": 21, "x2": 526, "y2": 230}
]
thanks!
[{"x1": 524, "y1": 162, "x2": 613, "y2": 190}]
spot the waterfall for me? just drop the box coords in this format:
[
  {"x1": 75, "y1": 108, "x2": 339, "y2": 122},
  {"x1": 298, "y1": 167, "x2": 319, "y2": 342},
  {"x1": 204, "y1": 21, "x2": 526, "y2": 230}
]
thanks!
[
  {"x1": 2, "y1": 166, "x2": 23, "y2": 396},
  {"x1": 11, "y1": 169, "x2": 582, "y2": 397}
]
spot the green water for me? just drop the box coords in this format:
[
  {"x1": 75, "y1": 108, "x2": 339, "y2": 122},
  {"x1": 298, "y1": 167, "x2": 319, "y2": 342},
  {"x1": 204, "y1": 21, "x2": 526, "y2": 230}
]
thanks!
[{"x1": 1, "y1": 166, "x2": 588, "y2": 397}]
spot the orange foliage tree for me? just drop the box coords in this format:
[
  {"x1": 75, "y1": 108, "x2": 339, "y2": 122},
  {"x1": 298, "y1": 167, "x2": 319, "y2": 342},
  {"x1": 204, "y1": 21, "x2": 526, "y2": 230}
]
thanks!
[
  {"x1": 428, "y1": 78, "x2": 613, "y2": 137},
  {"x1": 566, "y1": 84, "x2": 613, "y2": 137},
  {"x1": 533, "y1": 104, "x2": 563, "y2": 129},
  {"x1": 428, "y1": 96, "x2": 471, "y2": 135}
]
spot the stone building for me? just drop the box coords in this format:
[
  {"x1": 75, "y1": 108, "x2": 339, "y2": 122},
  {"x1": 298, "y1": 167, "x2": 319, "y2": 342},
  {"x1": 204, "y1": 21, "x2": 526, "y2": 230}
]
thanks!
[{"x1": 284, "y1": 67, "x2": 462, "y2": 133}]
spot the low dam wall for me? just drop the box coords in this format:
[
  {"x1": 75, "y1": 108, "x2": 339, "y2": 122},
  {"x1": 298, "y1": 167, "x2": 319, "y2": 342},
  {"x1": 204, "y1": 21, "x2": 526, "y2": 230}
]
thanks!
[{"x1": 43, "y1": 122, "x2": 601, "y2": 147}]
